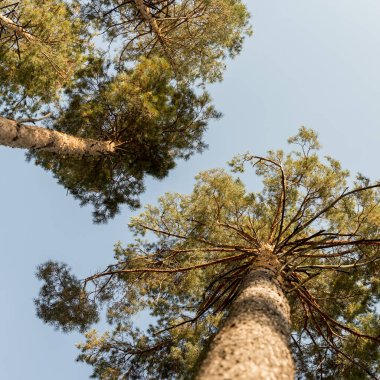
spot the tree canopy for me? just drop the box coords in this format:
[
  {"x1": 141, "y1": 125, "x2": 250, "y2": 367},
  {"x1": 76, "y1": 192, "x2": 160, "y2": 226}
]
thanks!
[
  {"x1": 0, "y1": 0, "x2": 86, "y2": 115},
  {"x1": 0, "y1": 0, "x2": 252, "y2": 221},
  {"x1": 29, "y1": 56, "x2": 219, "y2": 222},
  {"x1": 84, "y1": 0, "x2": 251, "y2": 83},
  {"x1": 36, "y1": 128, "x2": 380, "y2": 379}
]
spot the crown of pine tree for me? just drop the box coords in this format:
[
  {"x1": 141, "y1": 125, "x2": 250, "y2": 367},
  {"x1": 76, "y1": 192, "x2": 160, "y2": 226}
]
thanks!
[
  {"x1": 36, "y1": 128, "x2": 380, "y2": 379},
  {"x1": 0, "y1": 0, "x2": 252, "y2": 222}
]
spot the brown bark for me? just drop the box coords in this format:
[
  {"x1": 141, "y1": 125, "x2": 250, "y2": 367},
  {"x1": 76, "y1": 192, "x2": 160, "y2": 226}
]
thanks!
[
  {"x1": 0, "y1": 116, "x2": 116, "y2": 156},
  {"x1": 134, "y1": 0, "x2": 172, "y2": 59},
  {"x1": 134, "y1": 0, "x2": 165, "y2": 42},
  {"x1": 0, "y1": 12, "x2": 37, "y2": 42},
  {"x1": 197, "y1": 246, "x2": 295, "y2": 380}
]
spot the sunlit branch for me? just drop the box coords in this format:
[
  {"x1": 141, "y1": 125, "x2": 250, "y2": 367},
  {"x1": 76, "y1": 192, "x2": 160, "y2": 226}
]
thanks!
[
  {"x1": 244, "y1": 155, "x2": 287, "y2": 246},
  {"x1": 280, "y1": 235, "x2": 380, "y2": 260},
  {"x1": 136, "y1": 222, "x2": 254, "y2": 250},
  {"x1": 278, "y1": 230, "x2": 327, "y2": 258},
  {"x1": 85, "y1": 252, "x2": 251, "y2": 283},
  {"x1": 165, "y1": 247, "x2": 257, "y2": 254},
  {"x1": 280, "y1": 187, "x2": 324, "y2": 239},
  {"x1": 299, "y1": 287, "x2": 379, "y2": 342},
  {"x1": 277, "y1": 183, "x2": 380, "y2": 249},
  {"x1": 0, "y1": 11, "x2": 37, "y2": 42},
  {"x1": 307, "y1": 310, "x2": 377, "y2": 379},
  {"x1": 133, "y1": 0, "x2": 175, "y2": 65},
  {"x1": 297, "y1": 256, "x2": 380, "y2": 271},
  {"x1": 216, "y1": 221, "x2": 260, "y2": 248},
  {"x1": 294, "y1": 238, "x2": 380, "y2": 250},
  {"x1": 294, "y1": 248, "x2": 360, "y2": 258},
  {"x1": 303, "y1": 293, "x2": 379, "y2": 379}
]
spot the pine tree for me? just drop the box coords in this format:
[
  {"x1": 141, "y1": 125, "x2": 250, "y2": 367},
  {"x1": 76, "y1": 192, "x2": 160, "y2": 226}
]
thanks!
[
  {"x1": 84, "y1": 0, "x2": 252, "y2": 82},
  {"x1": 36, "y1": 128, "x2": 380, "y2": 379},
  {"x1": 0, "y1": 0, "x2": 252, "y2": 222},
  {"x1": 0, "y1": 0, "x2": 86, "y2": 114}
]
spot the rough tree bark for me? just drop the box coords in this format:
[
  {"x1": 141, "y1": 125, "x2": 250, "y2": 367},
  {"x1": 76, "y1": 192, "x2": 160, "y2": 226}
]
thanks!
[
  {"x1": 197, "y1": 245, "x2": 295, "y2": 380},
  {"x1": 0, "y1": 116, "x2": 116, "y2": 156}
]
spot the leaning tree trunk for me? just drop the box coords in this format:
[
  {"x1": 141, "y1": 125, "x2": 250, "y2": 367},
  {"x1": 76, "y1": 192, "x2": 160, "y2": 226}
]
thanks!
[
  {"x1": 0, "y1": 116, "x2": 116, "y2": 156},
  {"x1": 134, "y1": 0, "x2": 167, "y2": 46},
  {"x1": 197, "y1": 246, "x2": 295, "y2": 380},
  {"x1": 134, "y1": 0, "x2": 174, "y2": 64},
  {"x1": 0, "y1": 12, "x2": 37, "y2": 42}
]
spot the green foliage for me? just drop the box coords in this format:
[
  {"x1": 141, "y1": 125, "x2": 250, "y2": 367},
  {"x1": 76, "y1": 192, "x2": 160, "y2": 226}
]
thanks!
[
  {"x1": 36, "y1": 128, "x2": 380, "y2": 378},
  {"x1": 1, "y1": 0, "x2": 250, "y2": 220},
  {"x1": 29, "y1": 57, "x2": 219, "y2": 222},
  {"x1": 0, "y1": 0, "x2": 86, "y2": 115},
  {"x1": 35, "y1": 261, "x2": 99, "y2": 332}
]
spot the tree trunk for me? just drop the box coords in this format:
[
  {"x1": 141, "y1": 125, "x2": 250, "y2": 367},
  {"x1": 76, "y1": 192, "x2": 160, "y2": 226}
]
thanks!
[
  {"x1": 0, "y1": 116, "x2": 116, "y2": 156},
  {"x1": 134, "y1": 0, "x2": 173, "y2": 62},
  {"x1": 134, "y1": 0, "x2": 166, "y2": 43},
  {"x1": 197, "y1": 246, "x2": 294, "y2": 380},
  {"x1": 0, "y1": 12, "x2": 37, "y2": 42}
]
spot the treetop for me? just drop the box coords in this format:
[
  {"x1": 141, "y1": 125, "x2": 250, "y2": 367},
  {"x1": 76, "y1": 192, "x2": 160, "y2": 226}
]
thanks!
[{"x1": 36, "y1": 128, "x2": 380, "y2": 378}]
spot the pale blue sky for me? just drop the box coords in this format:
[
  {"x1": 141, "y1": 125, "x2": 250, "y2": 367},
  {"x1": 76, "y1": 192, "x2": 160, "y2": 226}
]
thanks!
[{"x1": 2, "y1": 1, "x2": 380, "y2": 378}]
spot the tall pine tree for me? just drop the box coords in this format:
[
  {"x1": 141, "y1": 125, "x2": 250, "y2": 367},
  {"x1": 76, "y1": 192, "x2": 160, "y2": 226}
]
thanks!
[
  {"x1": 36, "y1": 128, "x2": 380, "y2": 379},
  {"x1": 0, "y1": 0, "x2": 252, "y2": 221}
]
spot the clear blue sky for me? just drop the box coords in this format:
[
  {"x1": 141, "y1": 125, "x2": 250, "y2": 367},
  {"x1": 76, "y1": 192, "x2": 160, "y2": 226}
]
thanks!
[{"x1": 2, "y1": 1, "x2": 380, "y2": 378}]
